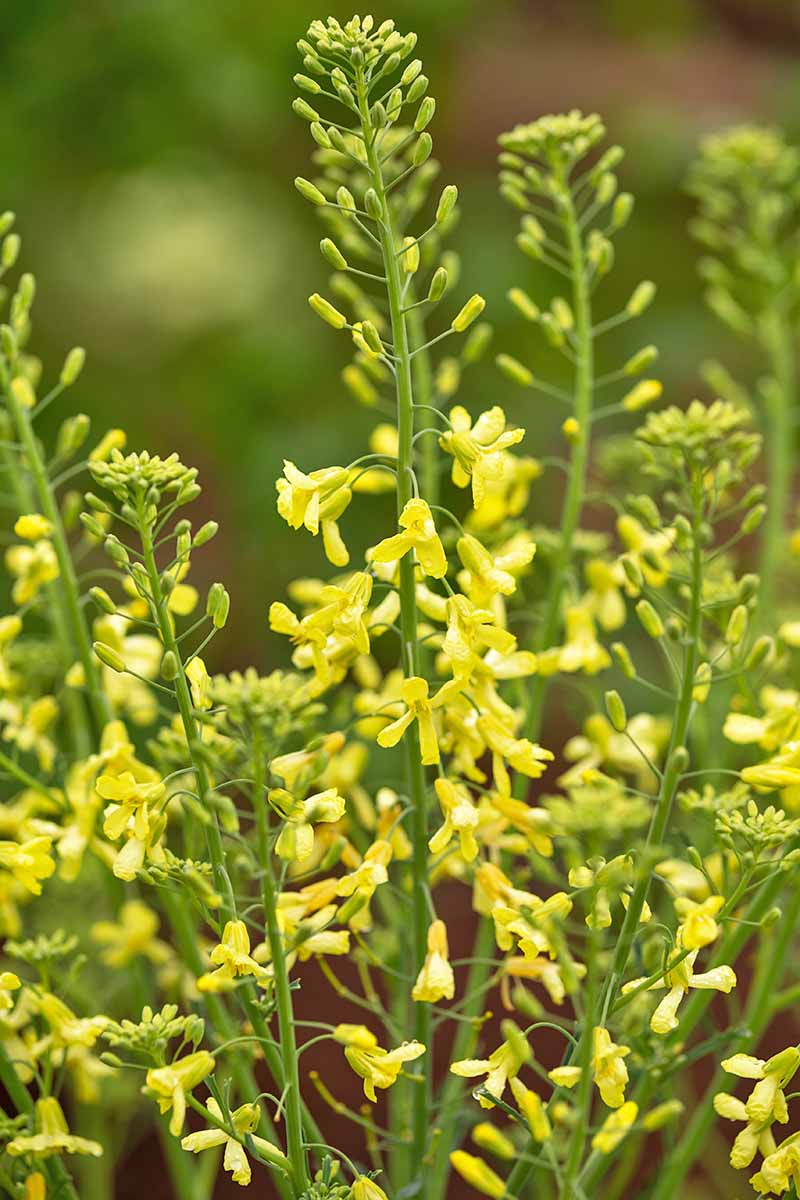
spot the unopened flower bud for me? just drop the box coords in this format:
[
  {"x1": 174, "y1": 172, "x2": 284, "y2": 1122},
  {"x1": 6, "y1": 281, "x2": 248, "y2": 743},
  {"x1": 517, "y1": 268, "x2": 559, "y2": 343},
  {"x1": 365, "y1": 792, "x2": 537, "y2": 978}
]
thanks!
[
  {"x1": 725, "y1": 604, "x2": 748, "y2": 646},
  {"x1": 104, "y1": 535, "x2": 129, "y2": 565},
  {"x1": 623, "y1": 379, "x2": 662, "y2": 412},
  {"x1": 562, "y1": 417, "x2": 580, "y2": 444},
  {"x1": 400, "y1": 236, "x2": 419, "y2": 275},
  {"x1": 161, "y1": 650, "x2": 179, "y2": 681},
  {"x1": 414, "y1": 96, "x2": 436, "y2": 132},
  {"x1": 89, "y1": 587, "x2": 116, "y2": 615},
  {"x1": 611, "y1": 193, "x2": 634, "y2": 229},
  {"x1": 294, "y1": 177, "x2": 326, "y2": 207},
  {"x1": 412, "y1": 132, "x2": 433, "y2": 166},
  {"x1": 94, "y1": 642, "x2": 125, "y2": 673},
  {"x1": 741, "y1": 504, "x2": 766, "y2": 534},
  {"x1": 611, "y1": 642, "x2": 636, "y2": 679},
  {"x1": 435, "y1": 184, "x2": 458, "y2": 225},
  {"x1": 636, "y1": 599, "x2": 664, "y2": 638},
  {"x1": 507, "y1": 287, "x2": 539, "y2": 321},
  {"x1": 292, "y1": 97, "x2": 320, "y2": 122},
  {"x1": 604, "y1": 689, "x2": 627, "y2": 732},
  {"x1": 428, "y1": 266, "x2": 448, "y2": 302},
  {"x1": 452, "y1": 294, "x2": 486, "y2": 333},
  {"x1": 496, "y1": 353, "x2": 532, "y2": 387},
  {"x1": 626, "y1": 280, "x2": 656, "y2": 317},
  {"x1": 309, "y1": 294, "x2": 347, "y2": 329},
  {"x1": 320, "y1": 239, "x2": 347, "y2": 270},
  {"x1": 60, "y1": 347, "x2": 86, "y2": 387}
]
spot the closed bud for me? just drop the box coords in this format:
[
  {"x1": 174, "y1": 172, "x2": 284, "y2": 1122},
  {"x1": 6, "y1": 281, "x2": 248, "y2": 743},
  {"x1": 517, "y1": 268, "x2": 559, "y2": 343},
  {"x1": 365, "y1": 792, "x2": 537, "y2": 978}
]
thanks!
[
  {"x1": 435, "y1": 184, "x2": 458, "y2": 225},
  {"x1": 761, "y1": 907, "x2": 782, "y2": 929},
  {"x1": 0, "y1": 212, "x2": 14, "y2": 237},
  {"x1": 636, "y1": 599, "x2": 664, "y2": 638},
  {"x1": 212, "y1": 588, "x2": 230, "y2": 629},
  {"x1": 671, "y1": 746, "x2": 690, "y2": 774},
  {"x1": 104, "y1": 535, "x2": 129, "y2": 565},
  {"x1": 623, "y1": 345, "x2": 658, "y2": 376},
  {"x1": 725, "y1": 604, "x2": 748, "y2": 647},
  {"x1": 1, "y1": 234, "x2": 20, "y2": 269},
  {"x1": 292, "y1": 96, "x2": 320, "y2": 122},
  {"x1": 627, "y1": 494, "x2": 661, "y2": 530},
  {"x1": 400, "y1": 236, "x2": 419, "y2": 275},
  {"x1": 496, "y1": 353, "x2": 532, "y2": 387},
  {"x1": 89, "y1": 587, "x2": 116, "y2": 615},
  {"x1": 294, "y1": 177, "x2": 326, "y2": 207},
  {"x1": 10, "y1": 377, "x2": 35, "y2": 410},
  {"x1": 94, "y1": 641, "x2": 126, "y2": 673},
  {"x1": 360, "y1": 321, "x2": 383, "y2": 355},
  {"x1": 406, "y1": 74, "x2": 428, "y2": 104},
  {"x1": 741, "y1": 504, "x2": 766, "y2": 534},
  {"x1": 414, "y1": 96, "x2": 436, "y2": 132},
  {"x1": 746, "y1": 635, "x2": 773, "y2": 670},
  {"x1": 193, "y1": 520, "x2": 218, "y2": 548},
  {"x1": 462, "y1": 322, "x2": 492, "y2": 364},
  {"x1": 320, "y1": 238, "x2": 347, "y2": 270},
  {"x1": 161, "y1": 650, "x2": 179, "y2": 681},
  {"x1": 517, "y1": 231, "x2": 543, "y2": 261},
  {"x1": 80, "y1": 512, "x2": 106, "y2": 539},
  {"x1": 308, "y1": 293, "x2": 347, "y2": 330},
  {"x1": 60, "y1": 347, "x2": 86, "y2": 387},
  {"x1": 540, "y1": 312, "x2": 564, "y2": 347},
  {"x1": 595, "y1": 172, "x2": 617, "y2": 205},
  {"x1": 56, "y1": 413, "x2": 91, "y2": 458},
  {"x1": 401, "y1": 58, "x2": 422, "y2": 85},
  {"x1": 0, "y1": 324, "x2": 16, "y2": 360},
  {"x1": 611, "y1": 193, "x2": 634, "y2": 229},
  {"x1": 623, "y1": 379, "x2": 662, "y2": 412},
  {"x1": 562, "y1": 417, "x2": 580, "y2": 444},
  {"x1": 620, "y1": 555, "x2": 643, "y2": 590},
  {"x1": 626, "y1": 280, "x2": 656, "y2": 317},
  {"x1": 452, "y1": 294, "x2": 486, "y2": 333},
  {"x1": 642, "y1": 1100, "x2": 683, "y2": 1132},
  {"x1": 611, "y1": 642, "x2": 635, "y2": 679},
  {"x1": 412, "y1": 132, "x2": 433, "y2": 166},
  {"x1": 206, "y1": 582, "x2": 225, "y2": 619},
  {"x1": 507, "y1": 287, "x2": 539, "y2": 321},
  {"x1": 293, "y1": 73, "x2": 321, "y2": 95},
  {"x1": 336, "y1": 186, "x2": 356, "y2": 213},
  {"x1": 428, "y1": 266, "x2": 448, "y2": 302},
  {"x1": 309, "y1": 122, "x2": 331, "y2": 148},
  {"x1": 605, "y1": 689, "x2": 627, "y2": 732},
  {"x1": 552, "y1": 297, "x2": 574, "y2": 331},
  {"x1": 365, "y1": 188, "x2": 383, "y2": 220},
  {"x1": 371, "y1": 101, "x2": 387, "y2": 129}
]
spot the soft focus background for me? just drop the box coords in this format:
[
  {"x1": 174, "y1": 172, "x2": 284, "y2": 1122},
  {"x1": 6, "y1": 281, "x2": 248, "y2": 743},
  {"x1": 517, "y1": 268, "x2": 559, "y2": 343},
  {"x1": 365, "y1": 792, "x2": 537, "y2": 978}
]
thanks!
[{"x1": 2, "y1": 1, "x2": 800, "y2": 1196}]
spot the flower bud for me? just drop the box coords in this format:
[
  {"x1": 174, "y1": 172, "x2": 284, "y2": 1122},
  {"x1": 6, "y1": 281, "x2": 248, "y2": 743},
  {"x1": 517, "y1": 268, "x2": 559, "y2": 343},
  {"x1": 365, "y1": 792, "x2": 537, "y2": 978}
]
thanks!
[
  {"x1": 623, "y1": 345, "x2": 658, "y2": 376},
  {"x1": 400, "y1": 236, "x2": 419, "y2": 275},
  {"x1": 507, "y1": 287, "x2": 539, "y2": 321},
  {"x1": 292, "y1": 97, "x2": 320, "y2": 122},
  {"x1": 80, "y1": 512, "x2": 106, "y2": 539},
  {"x1": 365, "y1": 188, "x2": 383, "y2": 220},
  {"x1": 626, "y1": 280, "x2": 656, "y2": 317},
  {"x1": 462, "y1": 323, "x2": 492, "y2": 363},
  {"x1": 294, "y1": 177, "x2": 326, "y2": 207},
  {"x1": 604, "y1": 689, "x2": 627, "y2": 732},
  {"x1": 308, "y1": 293, "x2": 347, "y2": 329},
  {"x1": 562, "y1": 417, "x2": 580, "y2": 444},
  {"x1": 94, "y1": 642, "x2": 125, "y2": 673},
  {"x1": 193, "y1": 521, "x2": 218, "y2": 548},
  {"x1": 611, "y1": 642, "x2": 636, "y2": 679},
  {"x1": 414, "y1": 96, "x2": 436, "y2": 132},
  {"x1": 104, "y1": 535, "x2": 129, "y2": 565},
  {"x1": 413, "y1": 132, "x2": 433, "y2": 166},
  {"x1": 622, "y1": 379, "x2": 662, "y2": 412},
  {"x1": 741, "y1": 504, "x2": 766, "y2": 534},
  {"x1": 10, "y1": 376, "x2": 35, "y2": 410},
  {"x1": 1, "y1": 234, "x2": 20, "y2": 269},
  {"x1": 746, "y1": 635, "x2": 772, "y2": 670},
  {"x1": 89, "y1": 587, "x2": 116, "y2": 615},
  {"x1": 552, "y1": 297, "x2": 574, "y2": 331},
  {"x1": 725, "y1": 604, "x2": 748, "y2": 647},
  {"x1": 611, "y1": 193, "x2": 634, "y2": 229},
  {"x1": 59, "y1": 347, "x2": 86, "y2": 388},
  {"x1": 161, "y1": 650, "x2": 179, "y2": 681},
  {"x1": 496, "y1": 353, "x2": 532, "y2": 387},
  {"x1": 635, "y1": 599, "x2": 664, "y2": 638},
  {"x1": 452, "y1": 294, "x2": 486, "y2": 333},
  {"x1": 320, "y1": 238, "x2": 347, "y2": 271},
  {"x1": 406, "y1": 74, "x2": 428, "y2": 104},
  {"x1": 428, "y1": 266, "x2": 448, "y2": 302},
  {"x1": 620, "y1": 555, "x2": 643, "y2": 590},
  {"x1": 642, "y1": 1100, "x2": 683, "y2": 1131},
  {"x1": 435, "y1": 184, "x2": 458, "y2": 224},
  {"x1": 472, "y1": 1122, "x2": 515, "y2": 1160}
]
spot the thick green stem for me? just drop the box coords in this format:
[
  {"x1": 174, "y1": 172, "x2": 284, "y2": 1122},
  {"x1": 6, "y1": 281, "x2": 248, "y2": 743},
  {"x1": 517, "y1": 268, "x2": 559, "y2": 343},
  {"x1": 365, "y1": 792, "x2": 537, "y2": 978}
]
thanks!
[
  {"x1": 356, "y1": 69, "x2": 432, "y2": 1178},
  {"x1": 407, "y1": 305, "x2": 439, "y2": 507},
  {"x1": 5, "y1": 383, "x2": 110, "y2": 734},
  {"x1": 252, "y1": 727, "x2": 308, "y2": 1193},
  {"x1": 515, "y1": 172, "x2": 593, "y2": 791},
  {"x1": 759, "y1": 309, "x2": 795, "y2": 619}
]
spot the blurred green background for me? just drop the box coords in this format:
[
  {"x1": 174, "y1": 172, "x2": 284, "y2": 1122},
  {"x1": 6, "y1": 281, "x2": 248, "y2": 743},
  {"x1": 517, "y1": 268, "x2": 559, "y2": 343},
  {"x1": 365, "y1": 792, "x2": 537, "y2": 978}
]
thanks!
[{"x1": 2, "y1": 0, "x2": 799, "y2": 672}]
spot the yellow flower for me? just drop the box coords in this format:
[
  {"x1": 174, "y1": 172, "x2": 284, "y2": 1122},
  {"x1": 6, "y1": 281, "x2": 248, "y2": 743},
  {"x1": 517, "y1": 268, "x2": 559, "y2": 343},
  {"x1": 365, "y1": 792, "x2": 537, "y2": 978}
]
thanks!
[
  {"x1": 197, "y1": 920, "x2": 271, "y2": 992},
  {"x1": 592, "y1": 1026, "x2": 630, "y2": 1109},
  {"x1": 623, "y1": 945, "x2": 736, "y2": 1034},
  {"x1": 37, "y1": 993, "x2": 108, "y2": 1048},
  {"x1": 489, "y1": 793, "x2": 553, "y2": 857},
  {"x1": 510, "y1": 1077, "x2": 551, "y2": 1142},
  {"x1": 549, "y1": 1066, "x2": 582, "y2": 1089},
  {"x1": 457, "y1": 532, "x2": 535, "y2": 607},
  {"x1": 7, "y1": 1098, "x2": 102, "y2": 1159},
  {"x1": 369, "y1": 499, "x2": 447, "y2": 579},
  {"x1": 0, "y1": 837, "x2": 55, "y2": 895},
  {"x1": 145, "y1": 1050, "x2": 216, "y2": 1136},
  {"x1": 476, "y1": 712, "x2": 553, "y2": 796},
  {"x1": 715, "y1": 1046, "x2": 800, "y2": 1173},
  {"x1": 23, "y1": 1174, "x2": 46, "y2": 1200},
  {"x1": 276, "y1": 460, "x2": 353, "y2": 566},
  {"x1": 542, "y1": 603, "x2": 610, "y2": 676},
  {"x1": 584, "y1": 558, "x2": 626, "y2": 631},
  {"x1": 0, "y1": 695, "x2": 59, "y2": 772},
  {"x1": 186, "y1": 656, "x2": 212, "y2": 710},
  {"x1": 5, "y1": 540, "x2": 59, "y2": 604},
  {"x1": 14, "y1": 514, "x2": 53, "y2": 540},
  {"x1": 333, "y1": 1024, "x2": 425, "y2": 1102},
  {"x1": 591, "y1": 1101, "x2": 638, "y2": 1153},
  {"x1": 429, "y1": 776, "x2": 480, "y2": 862},
  {"x1": 0, "y1": 970, "x2": 20, "y2": 1012},
  {"x1": 449, "y1": 1150, "x2": 506, "y2": 1198},
  {"x1": 442, "y1": 594, "x2": 517, "y2": 680},
  {"x1": 182, "y1": 1097, "x2": 280, "y2": 1186},
  {"x1": 352, "y1": 1177, "x2": 390, "y2": 1200},
  {"x1": 450, "y1": 1030, "x2": 531, "y2": 1109},
  {"x1": 376, "y1": 675, "x2": 460, "y2": 766},
  {"x1": 91, "y1": 900, "x2": 171, "y2": 968},
  {"x1": 472, "y1": 1121, "x2": 515, "y2": 1159},
  {"x1": 617, "y1": 514, "x2": 674, "y2": 589},
  {"x1": 680, "y1": 895, "x2": 724, "y2": 950},
  {"x1": 750, "y1": 1133, "x2": 800, "y2": 1195},
  {"x1": 439, "y1": 405, "x2": 525, "y2": 508},
  {"x1": 272, "y1": 786, "x2": 346, "y2": 862},
  {"x1": 741, "y1": 741, "x2": 800, "y2": 791},
  {"x1": 412, "y1": 919, "x2": 455, "y2": 1003}
]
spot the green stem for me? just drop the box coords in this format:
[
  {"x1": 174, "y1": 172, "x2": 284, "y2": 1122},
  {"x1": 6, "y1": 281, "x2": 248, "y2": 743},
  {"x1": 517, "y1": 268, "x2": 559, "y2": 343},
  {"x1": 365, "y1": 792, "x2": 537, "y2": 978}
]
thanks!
[
  {"x1": 5, "y1": 382, "x2": 110, "y2": 734},
  {"x1": 252, "y1": 726, "x2": 307, "y2": 1193},
  {"x1": 356, "y1": 68, "x2": 432, "y2": 1178},
  {"x1": 407, "y1": 304, "x2": 439, "y2": 507},
  {"x1": 515, "y1": 169, "x2": 594, "y2": 790},
  {"x1": 759, "y1": 309, "x2": 795, "y2": 619},
  {"x1": 0, "y1": 1042, "x2": 80, "y2": 1200}
]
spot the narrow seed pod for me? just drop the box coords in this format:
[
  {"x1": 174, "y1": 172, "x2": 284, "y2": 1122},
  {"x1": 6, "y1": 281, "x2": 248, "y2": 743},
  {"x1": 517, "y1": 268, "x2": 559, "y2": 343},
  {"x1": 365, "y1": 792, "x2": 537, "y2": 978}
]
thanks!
[
  {"x1": 414, "y1": 96, "x2": 436, "y2": 132},
  {"x1": 428, "y1": 266, "x2": 448, "y2": 302},
  {"x1": 412, "y1": 132, "x2": 433, "y2": 166},
  {"x1": 435, "y1": 184, "x2": 458, "y2": 224},
  {"x1": 294, "y1": 177, "x2": 326, "y2": 206},
  {"x1": 604, "y1": 690, "x2": 627, "y2": 732},
  {"x1": 320, "y1": 238, "x2": 348, "y2": 270},
  {"x1": 496, "y1": 353, "x2": 533, "y2": 387},
  {"x1": 507, "y1": 287, "x2": 539, "y2": 321},
  {"x1": 636, "y1": 599, "x2": 664, "y2": 638},
  {"x1": 60, "y1": 347, "x2": 86, "y2": 387},
  {"x1": 309, "y1": 293, "x2": 347, "y2": 329},
  {"x1": 94, "y1": 642, "x2": 126, "y2": 673},
  {"x1": 626, "y1": 280, "x2": 656, "y2": 316},
  {"x1": 451, "y1": 294, "x2": 486, "y2": 333},
  {"x1": 623, "y1": 345, "x2": 658, "y2": 375},
  {"x1": 89, "y1": 587, "x2": 116, "y2": 615}
]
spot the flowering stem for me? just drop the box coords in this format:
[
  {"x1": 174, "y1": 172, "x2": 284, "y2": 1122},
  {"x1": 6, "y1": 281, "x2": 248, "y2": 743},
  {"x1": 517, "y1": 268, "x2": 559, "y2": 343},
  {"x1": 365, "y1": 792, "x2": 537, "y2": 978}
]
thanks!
[
  {"x1": 5, "y1": 381, "x2": 111, "y2": 735},
  {"x1": 759, "y1": 308, "x2": 795, "y2": 620},
  {"x1": 252, "y1": 725, "x2": 308, "y2": 1193},
  {"x1": 515, "y1": 167, "x2": 594, "y2": 790},
  {"x1": 356, "y1": 67, "x2": 432, "y2": 1179}
]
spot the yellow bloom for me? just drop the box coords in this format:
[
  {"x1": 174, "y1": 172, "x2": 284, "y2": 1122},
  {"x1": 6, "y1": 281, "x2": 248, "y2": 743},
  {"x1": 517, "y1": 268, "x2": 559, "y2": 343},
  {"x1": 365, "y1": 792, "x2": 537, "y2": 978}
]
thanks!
[
  {"x1": 542, "y1": 603, "x2": 610, "y2": 676},
  {"x1": 741, "y1": 741, "x2": 800, "y2": 791},
  {"x1": 623, "y1": 945, "x2": 736, "y2": 1034},
  {"x1": 591, "y1": 1101, "x2": 638, "y2": 1153},
  {"x1": 334, "y1": 1024, "x2": 425, "y2": 1102},
  {"x1": 0, "y1": 837, "x2": 55, "y2": 895},
  {"x1": 0, "y1": 695, "x2": 59, "y2": 772},
  {"x1": 412, "y1": 919, "x2": 455, "y2": 1003},
  {"x1": 439, "y1": 405, "x2": 525, "y2": 508},
  {"x1": 476, "y1": 711, "x2": 553, "y2": 796},
  {"x1": 472, "y1": 1121, "x2": 516, "y2": 1159},
  {"x1": 145, "y1": 1050, "x2": 216, "y2": 1136},
  {"x1": 181, "y1": 1097, "x2": 280, "y2": 1186},
  {"x1": 186, "y1": 656, "x2": 212, "y2": 710},
  {"x1": 751, "y1": 1133, "x2": 800, "y2": 1195},
  {"x1": 510, "y1": 1077, "x2": 551, "y2": 1142},
  {"x1": 457, "y1": 532, "x2": 535, "y2": 607},
  {"x1": 197, "y1": 920, "x2": 271, "y2": 992},
  {"x1": 14, "y1": 514, "x2": 53, "y2": 540},
  {"x1": 276, "y1": 460, "x2": 352, "y2": 566},
  {"x1": 24, "y1": 1174, "x2": 46, "y2": 1200},
  {"x1": 377, "y1": 675, "x2": 460, "y2": 765},
  {"x1": 449, "y1": 1150, "x2": 506, "y2": 1198},
  {"x1": 450, "y1": 1030, "x2": 531, "y2": 1109},
  {"x1": 7, "y1": 1098, "x2": 102, "y2": 1159},
  {"x1": 336, "y1": 840, "x2": 393, "y2": 930},
  {"x1": 352, "y1": 1177, "x2": 390, "y2": 1200},
  {"x1": 549, "y1": 1066, "x2": 582, "y2": 1089},
  {"x1": 91, "y1": 900, "x2": 171, "y2": 968},
  {"x1": 592, "y1": 1026, "x2": 630, "y2": 1109},
  {"x1": 680, "y1": 895, "x2": 724, "y2": 950},
  {"x1": 584, "y1": 558, "x2": 626, "y2": 631},
  {"x1": 429, "y1": 776, "x2": 480, "y2": 862},
  {"x1": 5, "y1": 539, "x2": 59, "y2": 604},
  {"x1": 37, "y1": 993, "x2": 108, "y2": 1049},
  {"x1": 0, "y1": 970, "x2": 20, "y2": 1012},
  {"x1": 369, "y1": 498, "x2": 447, "y2": 579}
]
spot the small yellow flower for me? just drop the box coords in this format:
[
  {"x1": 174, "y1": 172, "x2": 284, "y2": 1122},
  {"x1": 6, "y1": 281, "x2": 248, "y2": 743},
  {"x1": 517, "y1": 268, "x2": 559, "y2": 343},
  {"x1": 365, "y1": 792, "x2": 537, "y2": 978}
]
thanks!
[
  {"x1": 91, "y1": 900, "x2": 171, "y2": 968},
  {"x1": 182, "y1": 1097, "x2": 280, "y2": 1186},
  {"x1": 7, "y1": 1097, "x2": 103, "y2": 1159},
  {"x1": 412, "y1": 919, "x2": 455, "y2": 1003},
  {"x1": 14, "y1": 514, "x2": 53, "y2": 540},
  {"x1": 0, "y1": 837, "x2": 55, "y2": 895},
  {"x1": 333, "y1": 1024, "x2": 425, "y2": 1102},
  {"x1": 591, "y1": 1101, "x2": 638, "y2": 1153},
  {"x1": 680, "y1": 895, "x2": 724, "y2": 950},
  {"x1": 450, "y1": 1030, "x2": 531, "y2": 1109},
  {"x1": 186, "y1": 656, "x2": 212, "y2": 710},
  {"x1": 439, "y1": 405, "x2": 525, "y2": 508},
  {"x1": 510, "y1": 1077, "x2": 551, "y2": 1142},
  {"x1": 377, "y1": 675, "x2": 460, "y2": 765},
  {"x1": 591, "y1": 1026, "x2": 630, "y2": 1109},
  {"x1": 5, "y1": 539, "x2": 59, "y2": 604},
  {"x1": 0, "y1": 970, "x2": 20, "y2": 1012},
  {"x1": 623, "y1": 945, "x2": 736, "y2": 1035},
  {"x1": 352, "y1": 1178, "x2": 389, "y2": 1200},
  {"x1": 271, "y1": 786, "x2": 346, "y2": 862},
  {"x1": 145, "y1": 1050, "x2": 216, "y2": 1136},
  {"x1": 449, "y1": 1150, "x2": 506, "y2": 1198},
  {"x1": 369, "y1": 498, "x2": 447, "y2": 579},
  {"x1": 197, "y1": 920, "x2": 271, "y2": 992},
  {"x1": 276, "y1": 460, "x2": 353, "y2": 566},
  {"x1": 429, "y1": 776, "x2": 480, "y2": 862}
]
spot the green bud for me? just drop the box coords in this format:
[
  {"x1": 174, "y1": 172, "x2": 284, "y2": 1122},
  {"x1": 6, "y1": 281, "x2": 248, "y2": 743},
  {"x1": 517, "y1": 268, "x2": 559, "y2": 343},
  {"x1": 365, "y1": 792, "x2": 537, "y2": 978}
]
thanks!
[
  {"x1": 500, "y1": 1020, "x2": 531, "y2": 1067},
  {"x1": 761, "y1": 907, "x2": 782, "y2": 930},
  {"x1": 161, "y1": 650, "x2": 179, "y2": 681},
  {"x1": 94, "y1": 641, "x2": 126, "y2": 673},
  {"x1": 293, "y1": 73, "x2": 321, "y2": 94},
  {"x1": 741, "y1": 504, "x2": 766, "y2": 534},
  {"x1": 89, "y1": 587, "x2": 116, "y2": 615},
  {"x1": 671, "y1": 746, "x2": 690, "y2": 774},
  {"x1": 461, "y1": 322, "x2": 492, "y2": 364},
  {"x1": 636, "y1": 598, "x2": 664, "y2": 638},
  {"x1": 746, "y1": 635, "x2": 772, "y2": 670},
  {"x1": 212, "y1": 588, "x2": 230, "y2": 629},
  {"x1": 193, "y1": 520, "x2": 219, "y2": 548},
  {"x1": 99, "y1": 1052, "x2": 125, "y2": 1068},
  {"x1": 706, "y1": 287, "x2": 751, "y2": 335},
  {"x1": 308, "y1": 293, "x2": 347, "y2": 329},
  {"x1": 595, "y1": 172, "x2": 617, "y2": 205},
  {"x1": 412, "y1": 132, "x2": 433, "y2": 166},
  {"x1": 496, "y1": 353, "x2": 533, "y2": 387},
  {"x1": 611, "y1": 642, "x2": 635, "y2": 679},
  {"x1": 623, "y1": 379, "x2": 662, "y2": 412},
  {"x1": 0, "y1": 324, "x2": 16, "y2": 360},
  {"x1": 620, "y1": 555, "x2": 643, "y2": 591},
  {"x1": 80, "y1": 512, "x2": 106, "y2": 539},
  {"x1": 507, "y1": 287, "x2": 539, "y2": 322},
  {"x1": 604, "y1": 689, "x2": 627, "y2": 732},
  {"x1": 10, "y1": 377, "x2": 35, "y2": 410},
  {"x1": 451, "y1": 294, "x2": 486, "y2": 333},
  {"x1": 365, "y1": 188, "x2": 383, "y2": 220},
  {"x1": 642, "y1": 1101, "x2": 684, "y2": 1132},
  {"x1": 294, "y1": 177, "x2": 326, "y2": 207},
  {"x1": 360, "y1": 321, "x2": 383, "y2": 355},
  {"x1": 337, "y1": 890, "x2": 368, "y2": 924},
  {"x1": 414, "y1": 96, "x2": 436, "y2": 132},
  {"x1": 623, "y1": 345, "x2": 658, "y2": 376},
  {"x1": 400, "y1": 236, "x2": 419, "y2": 275},
  {"x1": 611, "y1": 193, "x2": 634, "y2": 229},
  {"x1": 336, "y1": 186, "x2": 356, "y2": 214},
  {"x1": 626, "y1": 280, "x2": 656, "y2": 317},
  {"x1": 1, "y1": 234, "x2": 20, "y2": 269},
  {"x1": 435, "y1": 184, "x2": 458, "y2": 225},
  {"x1": 539, "y1": 313, "x2": 564, "y2": 348},
  {"x1": 406, "y1": 74, "x2": 428, "y2": 104},
  {"x1": 428, "y1": 266, "x2": 448, "y2": 302},
  {"x1": 206, "y1": 582, "x2": 225, "y2": 620},
  {"x1": 725, "y1": 604, "x2": 748, "y2": 647},
  {"x1": 104, "y1": 535, "x2": 129, "y2": 566},
  {"x1": 292, "y1": 97, "x2": 320, "y2": 122},
  {"x1": 55, "y1": 413, "x2": 91, "y2": 458},
  {"x1": 60, "y1": 347, "x2": 86, "y2": 387},
  {"x1": 320, "y1": 238, "x2": 347, "y2": 271},
  {"x1": 0, "y1": 212, "x2": 14, "y2": 237},
  {"x1": 309, "y1": 122, "x2": 331, "y2": 149},
  {"x1": 516, "y1": 231, "x2": 542, "y2": 261},
  {"x1": 401, "y1": 58, "x2": 422, "y2": 85},
  {"x1": 551, "y1": 297, "x2": 574, "y2": 331}
]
